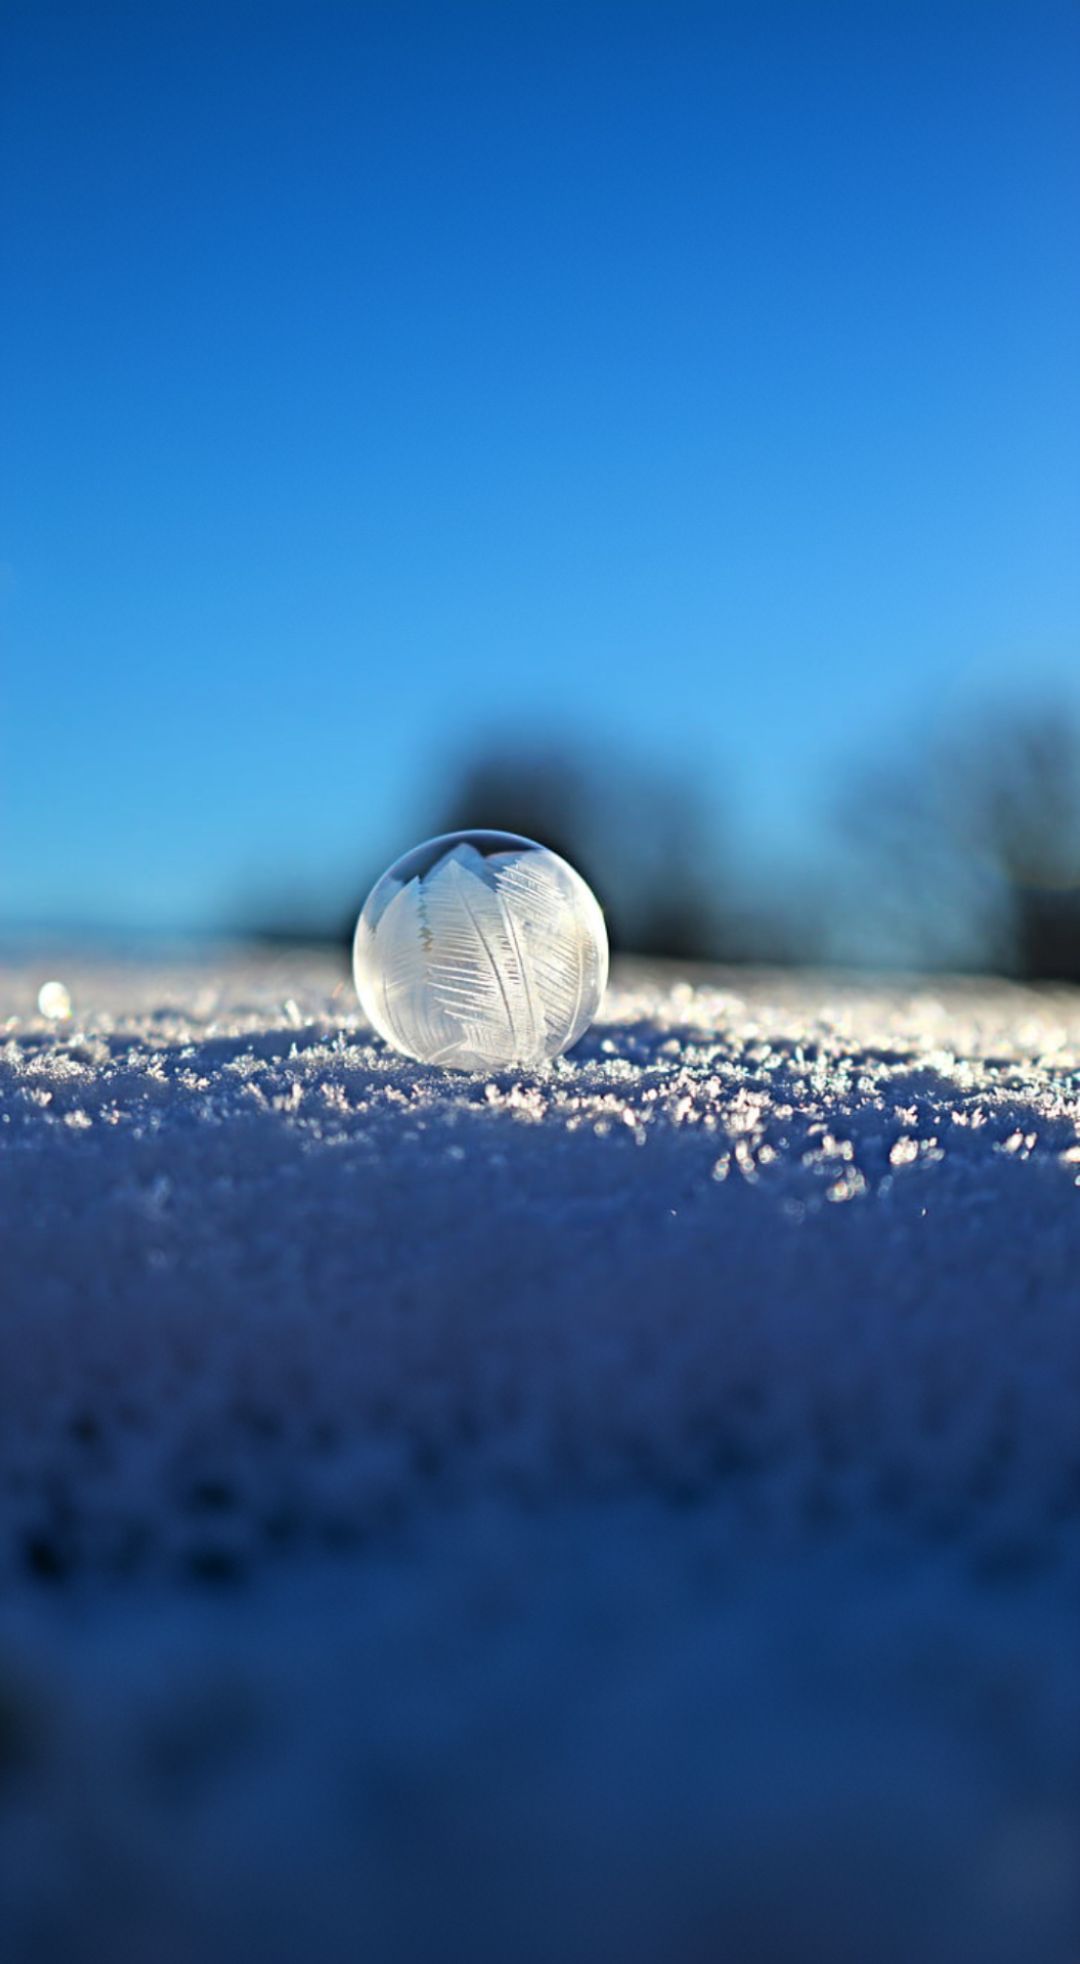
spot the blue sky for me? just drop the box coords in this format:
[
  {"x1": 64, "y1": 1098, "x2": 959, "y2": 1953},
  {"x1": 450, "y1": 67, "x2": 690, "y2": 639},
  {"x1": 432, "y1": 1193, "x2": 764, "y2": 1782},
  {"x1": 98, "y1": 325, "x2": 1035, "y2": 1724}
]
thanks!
[{"x1": 3, "y1": 0, "x2": 1078, "y2": 935}]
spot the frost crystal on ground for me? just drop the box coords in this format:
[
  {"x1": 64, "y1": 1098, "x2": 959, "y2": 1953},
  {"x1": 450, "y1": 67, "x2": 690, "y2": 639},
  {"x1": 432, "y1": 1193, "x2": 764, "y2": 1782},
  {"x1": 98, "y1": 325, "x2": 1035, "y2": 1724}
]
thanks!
[{"x1": 1, "y1": 954, "x2": 1078, "y2": 1964}]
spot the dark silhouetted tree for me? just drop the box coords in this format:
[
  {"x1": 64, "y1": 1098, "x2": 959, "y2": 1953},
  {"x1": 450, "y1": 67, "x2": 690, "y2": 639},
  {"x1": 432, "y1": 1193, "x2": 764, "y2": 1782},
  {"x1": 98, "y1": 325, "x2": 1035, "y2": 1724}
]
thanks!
[
  {"x1": 433, "y1": 742, "x2": 729, "y2": 959},
  {"x1": 835, "y1": 706, "x2": 1080, "y2": 981}
]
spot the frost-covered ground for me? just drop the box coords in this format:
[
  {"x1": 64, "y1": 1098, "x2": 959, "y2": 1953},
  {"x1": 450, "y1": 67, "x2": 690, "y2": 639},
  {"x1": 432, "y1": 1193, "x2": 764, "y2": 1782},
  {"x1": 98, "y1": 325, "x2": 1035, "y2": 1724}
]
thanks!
[{"x1": 1, "y1": 954, "x2": 1078, "y2": 1964}]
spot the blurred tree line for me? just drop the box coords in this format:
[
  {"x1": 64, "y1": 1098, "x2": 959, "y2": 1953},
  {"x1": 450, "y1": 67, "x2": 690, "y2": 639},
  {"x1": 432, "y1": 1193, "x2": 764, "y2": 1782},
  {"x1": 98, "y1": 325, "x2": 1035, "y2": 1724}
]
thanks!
[
  {"x1": 429, "y1": 746, "x2": 807, "y2": 965},
  {"x1": 249, "y1": 702, "x2": 1080, "y2": 984},
  {"x1": 837, "y1": 706, "x2": 1080, "y2": 981}
]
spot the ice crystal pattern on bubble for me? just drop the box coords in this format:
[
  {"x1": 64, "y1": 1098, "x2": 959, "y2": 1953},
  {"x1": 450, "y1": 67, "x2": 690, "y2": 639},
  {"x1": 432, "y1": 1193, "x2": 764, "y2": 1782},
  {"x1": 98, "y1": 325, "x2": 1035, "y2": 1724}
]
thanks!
[{"x1": 353, "y1": 833, "x2": 609, "y2": 1070}]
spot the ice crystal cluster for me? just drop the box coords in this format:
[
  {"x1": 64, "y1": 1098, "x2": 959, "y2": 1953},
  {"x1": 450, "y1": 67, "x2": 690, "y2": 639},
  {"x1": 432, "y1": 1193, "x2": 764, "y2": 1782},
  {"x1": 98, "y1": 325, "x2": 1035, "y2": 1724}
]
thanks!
[{"x1": 352, "y1": 831, "x2": 608, "y2": 1069}]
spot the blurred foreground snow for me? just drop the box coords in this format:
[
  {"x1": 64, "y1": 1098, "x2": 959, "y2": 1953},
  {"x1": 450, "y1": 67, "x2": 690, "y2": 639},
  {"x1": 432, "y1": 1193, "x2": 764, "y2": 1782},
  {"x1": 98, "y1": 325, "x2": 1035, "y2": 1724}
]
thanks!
[{"x1": 0, "y1": 955, "x2": 1078, "y2": 1963}]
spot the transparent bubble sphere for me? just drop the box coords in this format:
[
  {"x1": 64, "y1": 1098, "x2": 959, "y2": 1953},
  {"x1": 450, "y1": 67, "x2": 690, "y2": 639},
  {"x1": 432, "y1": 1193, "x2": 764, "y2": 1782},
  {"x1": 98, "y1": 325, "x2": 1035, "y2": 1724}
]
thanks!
[{"x1": 353, "y1": 831, "x2": 609, "y2": 1071}]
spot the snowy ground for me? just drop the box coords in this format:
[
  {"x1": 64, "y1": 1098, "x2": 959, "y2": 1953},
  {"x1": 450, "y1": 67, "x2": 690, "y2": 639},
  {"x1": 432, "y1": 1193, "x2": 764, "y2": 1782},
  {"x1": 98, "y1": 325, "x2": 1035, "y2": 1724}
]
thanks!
[{"x1": 1, "y1": 953, "x2": 1078, "y2": 1964}]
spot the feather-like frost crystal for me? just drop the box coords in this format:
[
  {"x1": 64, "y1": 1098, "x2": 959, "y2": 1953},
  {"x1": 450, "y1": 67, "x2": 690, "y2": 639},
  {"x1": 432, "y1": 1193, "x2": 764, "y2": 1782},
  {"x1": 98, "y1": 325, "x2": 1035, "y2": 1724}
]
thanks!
[{"x1": 353, "y1": 832, "x2": 609, "y2": 1069}]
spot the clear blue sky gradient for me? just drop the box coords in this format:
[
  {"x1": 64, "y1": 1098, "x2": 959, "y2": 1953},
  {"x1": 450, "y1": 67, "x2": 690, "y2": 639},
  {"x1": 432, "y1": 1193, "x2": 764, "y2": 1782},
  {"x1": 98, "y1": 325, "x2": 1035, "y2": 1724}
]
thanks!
[{"x1": 3, "y1": 0, "x2": 1078, "y2": 933}]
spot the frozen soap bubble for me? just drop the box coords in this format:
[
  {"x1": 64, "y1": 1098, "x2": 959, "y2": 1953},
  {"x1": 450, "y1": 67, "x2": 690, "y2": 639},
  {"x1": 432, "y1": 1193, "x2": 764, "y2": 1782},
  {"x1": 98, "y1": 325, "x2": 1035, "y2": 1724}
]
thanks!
[{"x1": 353, "y1": 831, "x2": 608, "y2": 1070}]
